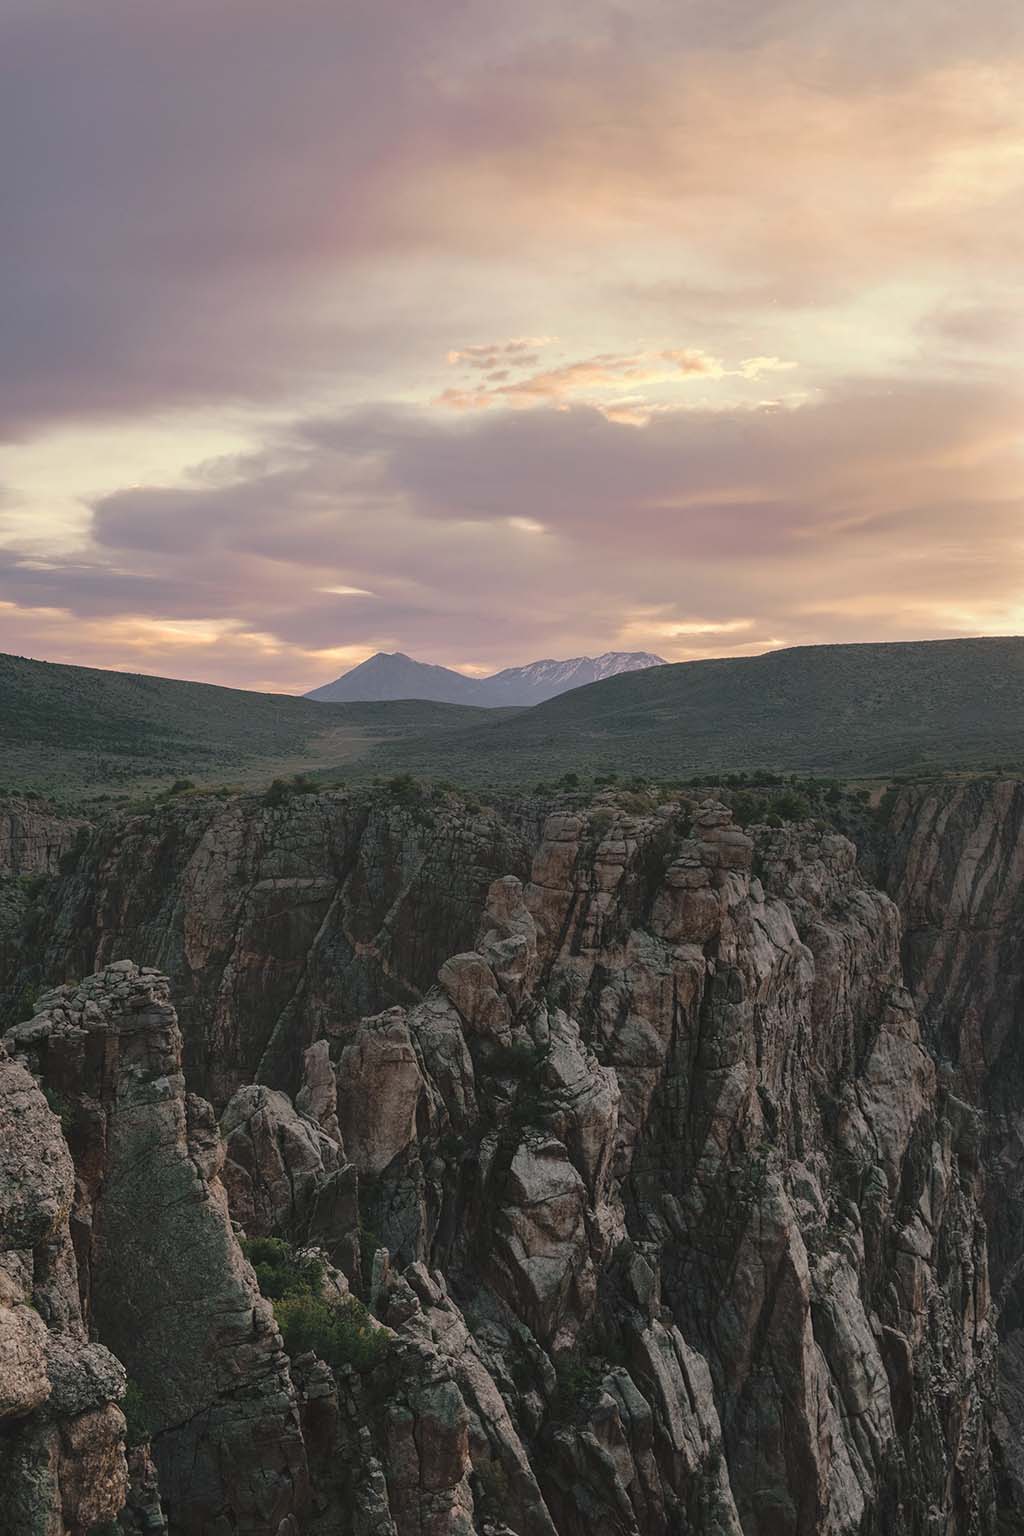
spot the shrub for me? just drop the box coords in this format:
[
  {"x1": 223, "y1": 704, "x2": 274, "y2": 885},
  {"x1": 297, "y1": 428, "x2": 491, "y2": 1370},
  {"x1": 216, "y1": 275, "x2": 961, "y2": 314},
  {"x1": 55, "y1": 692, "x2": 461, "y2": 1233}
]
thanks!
[
  {"x1": 122, "y1": 1378, "x2": 157, "y2": 1447},
  {"x1": 13, "y1": 985, "x2": 37, "y2": 1023},
  {"x1": 274, "y1": 1293, "x2": 391, "y2": 1372},
  {"x1": 170, "y1": 778, "x2": 195, "y2": 794},
  {"x1": 263, "y1": 777, "x2": 291, "y2": 807},
  {"x1": 550, "y1": 1349, "x2": 605, "y2": 1421},
  {"x1": 774, "y1": 791, "x2": 810, "y2": 822},
  {"x1": 731, "y1": 793, "x2": 767, "y2": 828},
  {"x1": 386, "y1": 773, "x2": 422, "y2": 804},
  {"x1": 263, "y1": 773, "x2": 319, "y2": 807},
  {"x1": 42, "y1": 1085, "x2": 74, "y2": 1134},
  {"x1": 241, "y1": 1236, "x2": 325, "y2": 1300}
]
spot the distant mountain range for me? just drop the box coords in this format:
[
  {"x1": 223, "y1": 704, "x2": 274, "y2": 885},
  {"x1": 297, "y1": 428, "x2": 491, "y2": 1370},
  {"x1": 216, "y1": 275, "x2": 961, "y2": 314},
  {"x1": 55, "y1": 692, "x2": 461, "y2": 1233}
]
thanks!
[{"x1": 305, "y1": 650, "x2": 666, "y2": 707}]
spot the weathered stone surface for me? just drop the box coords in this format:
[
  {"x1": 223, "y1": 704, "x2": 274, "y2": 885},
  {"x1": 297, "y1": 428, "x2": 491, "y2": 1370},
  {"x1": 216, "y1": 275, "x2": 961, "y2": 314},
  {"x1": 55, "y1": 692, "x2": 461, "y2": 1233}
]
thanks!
[
  {"x1": 0, "y1": 1039, "x2": 128, "y2": 1536},
  {"x1": 881, "y1": 778, "x2": 1024, "y2": 1526},
  {"x1": 1, "y1": 790, "x2": 532, "y2": 1106},
  {"x1": 0, "y1": 799, "x2": 87, "y2": 879},
  {"x1": 0, "y1": 1290, "x2": 50, "y2": 1421},
  {"x1": 5, "y1": 966, "x2": 308, "y2": 1535},
  {"x1": 337, "y1": 1008, "x2": 428, "y2": 1177}
]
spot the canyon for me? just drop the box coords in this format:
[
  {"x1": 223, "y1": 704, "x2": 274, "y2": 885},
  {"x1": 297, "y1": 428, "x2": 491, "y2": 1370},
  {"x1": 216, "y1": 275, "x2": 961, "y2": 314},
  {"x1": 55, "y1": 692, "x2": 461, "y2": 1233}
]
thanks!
[{"x1": 1, "y1": 775, "x2": 1022, "y2": 1534}]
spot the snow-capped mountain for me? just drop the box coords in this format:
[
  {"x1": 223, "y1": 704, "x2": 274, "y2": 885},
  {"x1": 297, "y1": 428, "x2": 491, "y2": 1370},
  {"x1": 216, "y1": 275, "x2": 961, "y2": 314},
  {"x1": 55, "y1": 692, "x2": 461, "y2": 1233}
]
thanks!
[
  {"x1": 481, "y1": 651, "x2": 666, "y2": 704},
  {"x1": 305, "y1": 650, "x2": 666, "y2": 707}
]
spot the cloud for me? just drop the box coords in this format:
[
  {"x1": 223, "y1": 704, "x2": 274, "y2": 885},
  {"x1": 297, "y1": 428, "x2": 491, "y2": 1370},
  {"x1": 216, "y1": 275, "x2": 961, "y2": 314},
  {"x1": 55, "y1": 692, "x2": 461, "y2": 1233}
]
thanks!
[
  {"x1": 1, "y1": 369, "x2": 1020, "y2": 689},
  {"x1": 1, "y1": 0, "x2": 1021, "y2": 439},
  {"x1": 435, "y1": 346, "x2": 797, "y2": 413}
]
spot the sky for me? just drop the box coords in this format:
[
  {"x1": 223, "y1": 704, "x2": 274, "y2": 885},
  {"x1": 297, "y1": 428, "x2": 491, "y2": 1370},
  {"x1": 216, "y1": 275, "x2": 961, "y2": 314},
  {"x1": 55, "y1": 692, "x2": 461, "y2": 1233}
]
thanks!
[{"x1": 0, "y1": 0, "x2": 1022, "y2": 693}]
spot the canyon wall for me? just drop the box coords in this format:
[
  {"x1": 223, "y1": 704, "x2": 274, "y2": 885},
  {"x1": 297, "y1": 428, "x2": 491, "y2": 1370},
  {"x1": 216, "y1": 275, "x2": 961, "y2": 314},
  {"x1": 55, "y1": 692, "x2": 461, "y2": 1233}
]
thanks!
[
  {"x1": 882, "y1": 780, "x2": 1024, "y2": 1528},
  {"x1": 2, "y1": 779, "x2": 1023, "y2": 1533}
]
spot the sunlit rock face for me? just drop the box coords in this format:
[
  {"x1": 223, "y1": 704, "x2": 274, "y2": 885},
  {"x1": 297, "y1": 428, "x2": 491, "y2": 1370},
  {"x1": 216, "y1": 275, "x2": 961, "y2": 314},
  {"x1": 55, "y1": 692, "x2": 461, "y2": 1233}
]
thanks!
[{"x1": 4, "y1": 780, "x2": 1024, "y2": 1533}]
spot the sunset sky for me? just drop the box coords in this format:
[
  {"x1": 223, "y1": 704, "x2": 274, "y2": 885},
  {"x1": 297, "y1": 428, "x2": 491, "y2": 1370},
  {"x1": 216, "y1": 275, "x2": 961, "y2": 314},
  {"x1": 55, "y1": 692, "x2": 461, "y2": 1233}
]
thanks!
[{"x1": 1, "y1": 0, "x2": 1022, "y2": 692}]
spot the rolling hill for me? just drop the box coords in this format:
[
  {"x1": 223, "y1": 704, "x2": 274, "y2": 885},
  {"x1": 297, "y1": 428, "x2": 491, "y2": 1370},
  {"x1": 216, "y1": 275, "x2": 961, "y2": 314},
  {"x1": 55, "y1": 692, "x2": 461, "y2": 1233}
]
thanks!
[
  {"x1": 359, "y1": 637, "x2": 1024, "y2": 784},
  {"x1": 0, "y1": 652, "x2": 511, "y2": 800},
  {"x1": 5, "y1": 637, "x2": 1023, "y2": 803}
]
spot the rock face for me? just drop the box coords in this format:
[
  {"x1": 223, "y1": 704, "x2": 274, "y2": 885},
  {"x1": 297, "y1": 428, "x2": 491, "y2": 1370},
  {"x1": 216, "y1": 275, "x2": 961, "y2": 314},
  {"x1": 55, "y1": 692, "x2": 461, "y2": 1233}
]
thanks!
[
  {"x1": 3, "y1": 780, "x2": 1024, "y2": 1533},
  {"x1": 0, "y1": 798, "x2": 88, "y2": 879},
  {"x1": 881, "y1": 779, "x2": 1024, "y2": 1527},
  {"x1": 1, "y1": 789, "x2": 533, "y2": 1106},
  {"x1": 0, "y1": 797, "x2": 89, "y2": 1006},
  {"x1": 5, "y1": 964, "x2": 308, "y2": 1535},
  {"x1": 0, "y1": 1037, "x2": 127, "y2": 1535}
]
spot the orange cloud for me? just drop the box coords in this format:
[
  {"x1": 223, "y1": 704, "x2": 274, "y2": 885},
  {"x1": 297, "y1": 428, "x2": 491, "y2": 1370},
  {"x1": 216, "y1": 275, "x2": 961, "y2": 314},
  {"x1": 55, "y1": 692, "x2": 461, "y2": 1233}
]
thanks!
[{"x1": 435, "y1": 346, "x2": 796, "y2": 415}]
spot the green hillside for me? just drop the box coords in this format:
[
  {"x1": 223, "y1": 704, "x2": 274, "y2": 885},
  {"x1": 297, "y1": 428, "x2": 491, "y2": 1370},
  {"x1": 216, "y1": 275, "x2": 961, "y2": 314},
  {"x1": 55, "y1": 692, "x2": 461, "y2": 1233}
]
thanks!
[
  {"x1": 0, "y1": 652, "x2": 510, "y2": 801},
  {"x1": 359, "y1": 637, "x2": 1024, "y2": 784},
  {"x1": 5, "y1": 638, "x2": 1023, "y2": 803}
]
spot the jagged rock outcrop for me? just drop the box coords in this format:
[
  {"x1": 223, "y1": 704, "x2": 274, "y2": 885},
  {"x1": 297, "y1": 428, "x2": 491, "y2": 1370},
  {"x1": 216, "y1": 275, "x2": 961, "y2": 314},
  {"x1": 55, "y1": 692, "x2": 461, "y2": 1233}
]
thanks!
[
  {"x1": 5, "y1": 964, "x2": 308, "y2": 1535},
  {"x1": 0, "y1": 1036, "x2": 127, "y2": 1535},
  {"x1": 3, "y1": 781, "x2": 1023, "y2": 1533},
  {"x1": 221, "y1": 1047, "x2": 360, "y2": 1278}
]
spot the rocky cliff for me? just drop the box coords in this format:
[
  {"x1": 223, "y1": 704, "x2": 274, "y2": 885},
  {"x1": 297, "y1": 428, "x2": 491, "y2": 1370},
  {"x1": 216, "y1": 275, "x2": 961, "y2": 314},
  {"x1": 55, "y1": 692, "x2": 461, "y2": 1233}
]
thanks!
[
  {"x1": 5, "y1": 963, "x2": 308, "y2": 1535},
  {"x1": 0, "y1": 797, "x2": 89, "y2": 1002},
  {"x1": 0, "y1": 1036, "x2": 127, "y2": 1534},
  {"x1": 1, "y1": 789, "x2": 533, "y2": 1106},
  {"x1": 881, "y1": 780, "x2": 1024, "y2": 1529},
  {"x1": 1, "y1": 779, "x2": 1022, "y2": 1533}
]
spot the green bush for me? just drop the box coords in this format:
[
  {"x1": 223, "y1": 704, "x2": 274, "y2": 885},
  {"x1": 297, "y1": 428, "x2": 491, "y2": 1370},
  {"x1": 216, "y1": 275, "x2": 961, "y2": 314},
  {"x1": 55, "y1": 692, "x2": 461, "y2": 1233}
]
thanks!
[
  {"x1": 263, "y1": 773, "x2": 319, "y2": 807},
  {"x1": 386, "y1": 772, "x2": 420, "y2": 800},
  {"x1": 122, "y1": 1378, "x2": 157, "y2": 1447},
  {"x1": 13, "y1": 984, "x2": 37, "y2": 1023},
  {"x1": 241, "y1": 1236, "x2": 325, "y2": 1300},
  {"x1": 274, "y1": 1293, "x2": 391, "y2": 1372},
  {"x1": 774, "y1": 791, "x2": 810, "y2": 822},
  {"x1": 42, "y1": 1085, "x2": 75, "y2": 1135},
  {"x1": 550, "y1": 1349, "x2": 605, "y2": 1421},
  {"x1": 731, "y1": 793, "x2": 767, "y2": 828}
]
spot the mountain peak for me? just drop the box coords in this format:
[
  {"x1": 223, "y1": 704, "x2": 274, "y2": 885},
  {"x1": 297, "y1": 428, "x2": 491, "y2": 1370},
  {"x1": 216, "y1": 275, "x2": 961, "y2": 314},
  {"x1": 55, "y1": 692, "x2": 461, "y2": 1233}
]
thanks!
[{"x1": 305, "y1": 649, "x2": 665, "y2": 707}]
